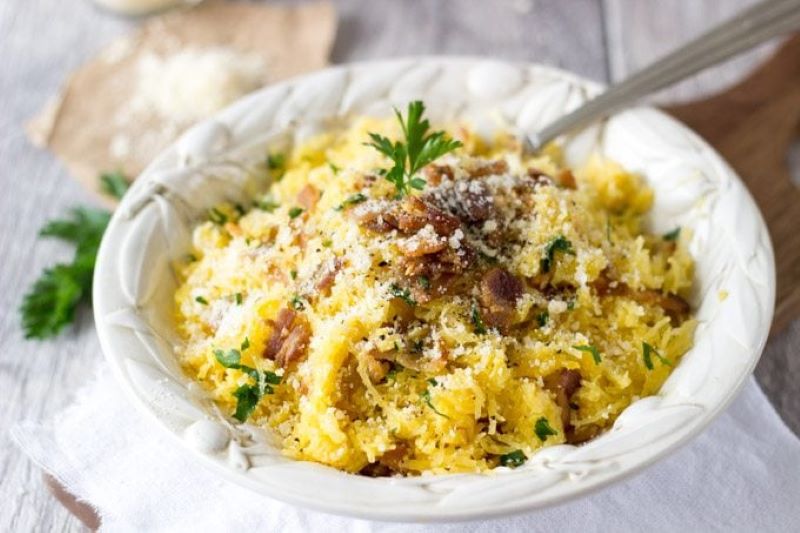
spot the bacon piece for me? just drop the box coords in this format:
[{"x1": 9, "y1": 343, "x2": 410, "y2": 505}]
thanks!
[
  {"x1": 634, "y1": 289, "x2": 691, "y2": 324},
  {"x1": 297, "y1": 184, "x2": 320, "y2": 211},
  {"x1": 544, "y1": 369, "x2": 582, "y2": 443},
  {"x1": 556, "y1": 169, "x2": 577, "y2": 189},
  {"x1": 396, "y1": 197, "x2": 460, "y2": 236},
  {"x1": 359, "y1": 442, "x2": 409, "y2": 477},
  {"x1": 468, "y1": 159, "x2": 508, "y2": 178},
  {"x1": 422, "y1": 164, "x2": 454, "y2": 186},
  {"x1": 350, "y1": 200, "x2": 399, "y2": 233},
  {"x1": 313, "y1": 258, "x2": 342, "y2": 296},
  {"x1": 397, "y1": 231, "x2": 447, "y2": 257},
  {"x1": 526, "y1": 167, "x2": 554, "y2": 186},
  {"x1": 479, "y1": 268, "x2": 524, "y2": 331},
  {"x1": 399, "y1": 246, "x2": 474, "y2": 279},
  {"x1": 264, "y1": 308, "x2": 311, "y2": 368}
]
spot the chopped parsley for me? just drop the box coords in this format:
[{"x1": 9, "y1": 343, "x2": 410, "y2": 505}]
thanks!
[
  {"x1": 499, "y1": 450, "x2": 527, "y2": 468},
  {"x1": 663, "y1": 227, "x2": 681, "y2": 241},
  {"x1": 573, "y1": 344, "x2": 602, "y2": 364},
  {"x1": 214, "y1": 347, "x2": 281, "y2": 422},
  {"x1": 322, "y1": 238, "x2": 332, "y2": 248},
  {"x1": 540, "y1": 235, "x2": 575, "y2": 273},
  {"x1": 290, "y1": 294, "x2": 305, "y2": 310},
  {"x1": 366, "y1": 100, "x2": 462, "y2": 198},
  {"x1": 267, "y1": 152, "x2": 285, "y2": 170},
  {"x1": 99, "y1": 170, "x2": 130, "y2": 200},
  {"x1": 234, "y1": 292, "x2": 243, "y2": 305},
  {"x1": 241, "y1": 337, "x2": 250, "y2": 351},
  {"x1": 567, "y1": 299, "x2": 576, "y2": 311},
  {"x1": 534, "y1": 416, "x2": 558, "y2": 442},
  {"x1": 195, "y1": 296, "x2": 208, "y2": 305},
  {"x1": 417, "y1": 276, "x2": 430, "y2": 290},
  {"x1": 256, "y1": 195, "x2": 280, "y2": 212},
  {"x1": 328, "y1": 162, "x2": 340, "y2": 174},
  {"x1": 288, "y1": 206, "x2": 304, "y2": 219},
  {"x1": 421, "y1": 378, "x2": 449, "y2": 418},
  {"x1": 642, "y1": 341, "x2": 673, "y2": 370},
  {"x1": 388, "y1": 283, "x2": 416, "y2": 306},
  {"x1": 290, "y1": 270, "x2": 297, "y2": 280},
  {"x1": 471, "y1": 303, "x2": 487, "y2": 334},
  {"x1": 334, "y1": 193, "x2": 367, "y2": 211},
  {"x1": 208, "y1": 207, "x2": 228, "y2": 225},
  {"x1": 537, "y1": 310, "x2": 549, "y2": 327}
]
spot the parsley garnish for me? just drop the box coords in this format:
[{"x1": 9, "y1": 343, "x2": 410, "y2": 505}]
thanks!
[
  {"x1": 663, "y1": 227, "x2": 681, "y2": 241},
  {"x1": 537, "y1": 310, "x2": 549, "y2": 327},
  {"x1": 241, "y1": 337, "x2": 250, "y2": 351},
  {"x1": 214, "y1": 348, "x2": 281, "y2": 422},
  {"x1": 234, "y1": 292, "x2": 243, "y2": 305},
  {"x1": 334, "y1": 193, "x2": 367, "y2": 211},
  {"x1": 574, "y1": 344, "x2": 602, "y2": 364},
  {"x1": 534, "y1": 416, "x2": 558, "y2": 442},
  {"x1": 290, "y1": 294, "x2": 305, "y2": 310},
  {"x1": 256, "y1": 195, "x2": 280, "y2": 212},
  {"x1": 208, "y1": 207, "x2": 227, "y2": 225},
  {"x1": 288, "y1": 206, "x2": 304, "y2": 219},
  {"x1": 20, "y1": 207, "x2": 110, "y2": 339},
  {"x1": 421, "y1": 378, "x2": 449, "y2": 418},
  {"x1": 267, "y1": 152, "x2": 285, "y2": 170},
  {"x1": 290, "y1": 270, "x2": 297, "y2": 280},
  {"x1": 642, "y1": 342, "x2": 673, "y2": 370},
  {"x1": 499, "y1": 450, "x2": 527, "y2": 468},
  {"x1": 417, "y1": 276, "x2": 430, "y2": 290},
  {"x1": 195, "y1": 296, "x2": 208, "y2": 305},
  {"x1": 540, "y1": 235, "x2": 575, "y2": 273},
  {"x1": 471, "y1": 303, "x2": 487, "y2": 334},
  {"x1": 366, "y1": 100, "x2": 462, "y2": 198},
  {"x1": 328, "y1": 163, "x2": 341, "y2": 174},
  {"x1": 388, "y1": 283, "x2": 416, "y2": 306},
  {"x1": 99, "y1": 171, "x2": 130, "y2": 200}
]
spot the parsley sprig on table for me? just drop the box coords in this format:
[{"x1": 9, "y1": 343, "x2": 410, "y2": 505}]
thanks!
[
  {"x1": 19, "y1": 172, "x2": 130, "y2": 340},
  {"x1": 366, "y1": 101, "x2": 462, "y2": 198}
]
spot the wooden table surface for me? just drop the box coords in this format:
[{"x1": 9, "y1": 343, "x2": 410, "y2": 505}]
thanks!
[{"x1": 1, "y1": 0, "x2": 798, "y2": 530}]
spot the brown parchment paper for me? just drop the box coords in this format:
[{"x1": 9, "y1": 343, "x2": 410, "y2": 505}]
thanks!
[{"x1": 27, "y1": 0, "x2": 336, "y2": 203}]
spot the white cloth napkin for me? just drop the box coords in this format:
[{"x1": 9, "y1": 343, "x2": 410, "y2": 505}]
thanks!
[{"x1": 11, "y1": 363, "x2": 800, "y2": 532}]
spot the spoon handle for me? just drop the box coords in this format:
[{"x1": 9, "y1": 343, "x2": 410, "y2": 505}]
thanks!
[{"x1": 529, "y1": 0, "x2": 800, "y2": 149}]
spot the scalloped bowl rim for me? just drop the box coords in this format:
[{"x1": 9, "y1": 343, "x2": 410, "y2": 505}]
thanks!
[{"x1": 93, "y1": 57, "x2": 775, "y2": 522}]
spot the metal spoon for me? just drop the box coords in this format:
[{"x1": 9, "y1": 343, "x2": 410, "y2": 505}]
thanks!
[{"x1": 527, "y1": 0, "x2": 800, "y2": 151}]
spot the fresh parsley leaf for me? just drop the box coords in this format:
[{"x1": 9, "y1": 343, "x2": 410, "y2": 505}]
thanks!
[
  {"x1": 267, "y1": 153, "x2": 285, "y2": 170},
  {"x1": 99, "y1": 171, "x2": 130, "y2": 200},
  {"x1": 663, "y1": 227, "x2": 681, "y2": 241},
  {"x1": 537, "y1": 310, "x2": 549, "y2": 327},
  {"x1": 388, "y1": 283, "x2": 416, "y2": 306},
  {"x1": 574, "y1": 344, "x2": 602, "y2": 364},
  {"x1": 534, "y1": 416, "x2": 558, "y2": 442},
  {"x1": 328, "y1": 162, "x2": 340, "y2": 174},
  {"x1": 334, "y1": 193, "x2": 367, "y2": 211},
  {"x1": 290, "y1": 294, "x2": 305, "y2": 310},
  {"x1": 20, "y1": 207, "x2": 110, "y2": 339},
  {"x1": 567, "y1": 299, "x2": 576, "y2": 311},
  {"x1": 214, "y1": 348, "x2": 242, "y2": 367},
  {"x1": 421, "y1": 379, "x2": 449, "y2": 418},
  {"x1": 322, "y1": 238, "x2": 332, "y2": 248},
  {"x1": 289, "y1": 270, "x2": 297, "y2": 280},
  {"x1": 471, "y1": 303, "x2": 487, "y2": 334},
  {"x1": 642, "y1": 342, "x2": 673, "y2": 370},
  {"x1": 540, "y1": 235, "x2": 575, "y2": 273},
  {"x1": 499, "y1": 450, "x2": 527, "y2": 468},
  {"x1": 195, "y1": 296, "x2": 208, "y2": 305},
  {"x1": 288, "y1": 206, "x2": 304, "y2": 219},
  {"x1": 208, "y1": 207, "x2": 227, "y2": 225},
  {"x1": 232, "y1": 384, "x2": 261, "y2": 422},
  {"x1": 234, "y1": 292, "x2": 243, "y2": 305},
  {"x1": 241, "y1": 337, "x2": 250, "y2": 351},
  {"x1": 417, "y1": 276, "x2": 430, "y2": 290},
  {"x1": 366, "y1": 100, "x2": 462, "y2": 198}
]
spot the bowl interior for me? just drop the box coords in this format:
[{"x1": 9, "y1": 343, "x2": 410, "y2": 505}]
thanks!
[{"x1": 93, "y1": 58, "x2": 775, "y2": 522}]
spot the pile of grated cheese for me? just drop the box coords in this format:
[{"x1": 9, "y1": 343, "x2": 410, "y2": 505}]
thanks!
[{"x1": 174, "y1": 117, "x2": 697, "y2": 476}]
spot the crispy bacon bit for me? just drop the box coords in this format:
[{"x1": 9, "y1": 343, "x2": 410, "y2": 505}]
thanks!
[
  {"x1": 359, "y1": 442, "x2": 409, "y2": 477},
  {"x1": 479, "y1": 268, "x2": 524, "y2": 331},
  {"x1": 468, "y1": 159, "x2": 508, "y2": 179},
  {"x1": 397, "y1": 230, "x2": 447, "y2": 257},
  {"x1": 556, "y1": 169, "x2": 577, "y2": 189},
  {"x1": 313, "y1": 258, "x2": 342, "y2": 296},
  {"x1": 544, "y1": 369, "x2": 582, "y2": 443},
  {"x1": 400, "y1": 246, "x2": 474, "y2": 279},
  {"x1": 423, "y1": 164, "x2": 454, "y2": 186},
  {"x1": 264, "y1": 308, "x2": 311, "y2": 368},
  {"x1": 297, "y1": 184, "x2": 321, "y2": 211},
  {"x1": 350, "y1": 200, "x2": 399, "y2": 233},
  {"x1": 396, "y1": 197, "x2": 460, "y2": 236},
  {"x1": 526, "y1": 167, "x2": 555, "y2": 187},
  {"x1": 635, "y1": 290, "x2": 691, "y2": 324}
]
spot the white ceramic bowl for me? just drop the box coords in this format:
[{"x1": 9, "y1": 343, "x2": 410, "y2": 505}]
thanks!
[{"x1": 94, "y1": 58, "x2": 775, "y2": 522}]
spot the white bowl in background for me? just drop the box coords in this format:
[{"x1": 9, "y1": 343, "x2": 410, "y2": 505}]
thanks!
[{"x1": 93, "y1": 58, "x2": 775, "y2": 522}]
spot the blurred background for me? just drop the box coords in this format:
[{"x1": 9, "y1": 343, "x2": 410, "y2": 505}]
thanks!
[{"x1": 1, "y1": 0, "x2": 797, "y2": 530}]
